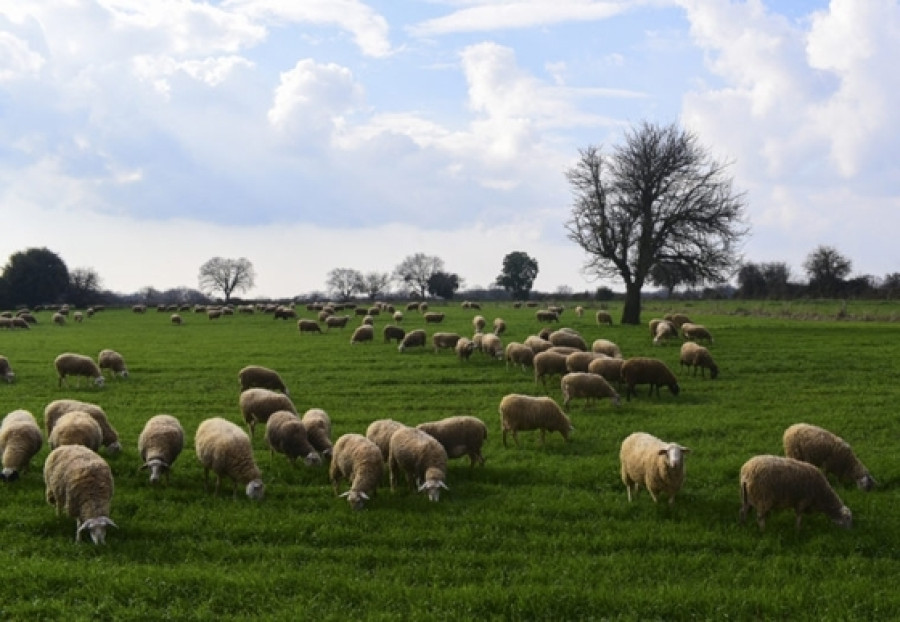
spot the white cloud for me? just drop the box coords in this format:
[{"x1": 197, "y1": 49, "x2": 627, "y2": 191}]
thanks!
[{"x1": 0, "y1": 31, "x2": 44, "y2": 80}]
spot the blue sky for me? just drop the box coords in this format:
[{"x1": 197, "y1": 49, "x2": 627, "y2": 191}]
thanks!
[{"x1": 1, "y1": 0, "x2": 898, "y2": 299}]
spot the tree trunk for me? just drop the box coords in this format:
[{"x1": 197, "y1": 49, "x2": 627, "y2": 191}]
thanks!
[{"x1": 621, "y1": 283, "x2": 642, "y2": 325}]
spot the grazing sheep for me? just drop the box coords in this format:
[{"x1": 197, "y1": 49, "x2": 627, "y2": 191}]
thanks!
[
  {"x1": 0, "y1": 409, "x2": 43, "y2": 482},
  {"x1": 297, "y1": 319, "x2": 322, "y2": 334},
  {"x1": 0, "y1": 355, "x2": 15, "y2": 383},
  {"x1": 48, "y1": 411, "x2": 103, "y2": 452},
  {"x1": 398, "y1": 329, "x2": 427, "y2": 352},
  {"x1": 548, "y1": 329, "x2": 587, "y2": 351},
  {"x1": 620, "y1": 357, "x2": 680, "y2": 401},
  {"x1": 52, "y1": 312, "x2": 66, "y2": 326},
  {"x1": 565, "y1": 351, "x2": 608, "y2": 373},
  {"x1": 492, "y1": 318, "x2": 506, "y2": 336},
  {"x1": 362, "y1": 315, "x2": 375, "y2": 326},
  {"x1": 739, "y1": 455, "x2": 852, "y2": 531},
  {"x1": 498, "y1": 394, "x2": 573, "y2": 448},
  {"x1": 679, "y1": 342, "x2": 719, "y2": 379},
  {"x1": 325, "y1": 315, "x2": 350, "y2": 330},
  {"x1": 595, "y1": 310, "x2": 613, "y2": 326},
  {"x1": 535, "y1": 309, "x2": 559, "y2": 323},
  {"x1": 365, "y1": 418, "x2": 408, "y2": 461},
  {"x1": 480, "y1": 333, "x2": 504, "y2": 360},
  {"x1": 560, "y1": 372, "x2": 621, "y2": 409},
  {"x1": 238, "y1": 387, "x2": 298, "y2": 437},
  {"x1": 523, "y1": 335, "x2": 553, "y2": 354},
  {"x1": 330, "y1": 433, "x2": 384, "y2": 510},
  {"x1": 418, "y1": 302, "x2": 428, "y2": 313},
  {"x1": 652, "y1": 320, "x2": 678, "y2": 345},
  {"x1": 392, "y1": 311, "x2": 403, "y2": 322},
  {"x1": 505, "y1": 342, "x2": 535, "y2": 371},
  {"x1": 194, "y1": 417, "x2": 265, "y2": 500},
  {"x1": 455, "y1": 337, "x2": 477, "y2": 361},
  {"x1": 432, "y1": 332, "x2": 462, "y2": 353},
  {"x1": 664, "y1": 313, "x2": 692, "y2": 329},
  {"x1": 383, "y1": 325, "x2": 406, "y2": 344},
  {"x1": 170, "y1": 313, "x2": 183, "y2": 325},
  {"x1": 472, "y1": 315, "x2": 486, "y2": 332},
  {"x1": 54, "y1": 353, "x2": 105, "y2": 388},
  {"x1": 416, "y1": 416, "x2": 488, "y2": 467},
  {"x1": 648, "y1": 318, "x2": 663, "y2": 338},
  {"x1": 619, "y1": 432, "x2": 690, "y2": 505},
  {"x1": 472, "y1": 331, "x2": 484, "y2": 352},
  {"x1": 587, "y1": 357, "x2": 625, "y2": 387},
  {"x1": 350, "y1": 324, "x2": 374, "y2": 344},
  {"x1": 423, "y1": 312, "x2": 444, "y2": 324},
  {"x1": 264, "y1": 410, "x2": 321, "y2": 466},
  {"x1": 388, "y1": 426, "x2": 449, "y2": 501},
  {"x1": 533, "y1": 350, "x2": 570, "y2": 386},
  {"x1": 300, "y1": 408, "x2": 333, "y2": 458},
  {"x1": 137, "y1": 414, "x2": 184, "y2": 485},
  {"x1": 574, "y1": 305, "x2": 584, "y2": 317},
  {"x1": 43, "y1": 399, "x2": 121, "y2": 455},
  {"x1": 238, "y1": 365, "x2": 289, "y2": 395},
  {"x1": 680, "y1": 322, "x2": 713, "y2": 343},
  {"x1": 783, "y1": 423, "x2": 875, "y2": 491},
  {"x1": 207, "y1": 308, "x2": 223, "y2": 320},
  {"x1": 98, "y1": 349, "x2": 129, "y2": 379},
  {"x1": 591, "y1": 339, "x2": 623, "y2": 359},
  {"x1": 43, "y1": 444, "x2": 117, "y2": 544}
]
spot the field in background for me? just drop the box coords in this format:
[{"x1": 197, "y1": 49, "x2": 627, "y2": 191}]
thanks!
[{"x1": 0, "y1": 300, "x2": 898, "y2": 619}]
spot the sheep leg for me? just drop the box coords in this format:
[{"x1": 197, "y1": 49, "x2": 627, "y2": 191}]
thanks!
[
  {"x1": 202, "y1": 468, "x2": 210, "y2": 492},
  {"x1": 502, "y1": 429, "x2": 508, "y2": 448},
  {"x1": 539, "y1": 429, "x2": 546, "y2": 446}
]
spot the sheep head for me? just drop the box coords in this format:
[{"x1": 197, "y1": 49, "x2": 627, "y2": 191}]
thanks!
[
  {"x1": 418, "y1": 479, "x2": 449, "y2": 502},
  {"x1": 658, "y1": 444, "x2": 690, "y2": 470},
  {"x1": 303, "y1": 452, "x2": 322, "y2": 467},
  {"x1": 339, "y1": 490, "x2": 369, "y2": 510},
  {"x1": 77, "y1": 517, "x2": 118, "y2": 545},
  {"x1": 141, "y1": 458, "x2": 169, "y2": 484},
  {"x1": 245, "y1": 479, "x2": 265, "y2": 500}
]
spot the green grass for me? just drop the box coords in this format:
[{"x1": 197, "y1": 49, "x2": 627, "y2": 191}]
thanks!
[{"x1": 1, "y1": 301, "x2": 899, "y2": 620}]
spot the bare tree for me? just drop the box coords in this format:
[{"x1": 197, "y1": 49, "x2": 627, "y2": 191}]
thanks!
[
  {"x1": 68, "y1": 267, "x2": 102, "y2": 307},
  {"x1": 393, "y1": 253, "x2": 444, "y2": 299},
  {"x1": 198, "y1": 257, "x2": 256, "y2": 302},
  {"x1": 326, "y1": 268, "x2": 364, "y2": 301},
  {"x1": 803, "y1": 245, "x2": 852, "y2": 298},
  {"x1": 565, "y1": 121, "x2": 747, "y2": 324},
  {"x1": 360, "y1": 271, "x2": 391, "y2": 301}
]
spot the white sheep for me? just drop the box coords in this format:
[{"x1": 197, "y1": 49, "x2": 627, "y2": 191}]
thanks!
[
  {"x1": 652, "y1": 320, "x2": 678, "y2": 345},
  {"x1": 472, "y1": 315, "x2": 487, "y2": 332},
  {"x1": 783, "y1": 423, "x2": 875, "y2": 491},
  {"x1": 137, "y1": 414, "x2": 185, "y2": 485},
  {"x1": 595, "y1": 310, "x2": 613, "y2": 326},
  {"x1": 432, "y1": 332, "x2": 462, "y2": 353},
  {"x1": 388, "y1": 426, "x2": 449, "y2": 501},
  {"x1": 43, "y1": 444, "x2": 117, "y2": 544},
  {"x1": 533, "y1": 350, "x2": 570, "y2": 386},
  {"x1": 480, "y1": 333, "x2": 504, "y2": 360},
  {"x1": 52, "y1": 312, "x2": 66, "y2": 326},
  {"x1": 587, "y1": 357, "x2": 625, "y2": 387},
  {"x1": 325, "y1": 315, "x2": 350, "y2": 330},
  {"x1": 619, "y1": 432, "x2": 690, "y2": 505},
  {"x1": 620, "y1": 357, "x2": 680, "y2": 400},
  {"x1": 560, "y1": 372, "x2": 621, "y2": 409},
  {"x1": 48, "y1": 411, "x2": 103, "y2": 452},
  {"x1": 680, "y1": 322, "x2": 713, "y2": 344},
  {"x1": 98, "y1": 349, "x2": 129, "y2": 379},
  {"x1": 565, "y1": 351, "x2": 608, "y2": 373},
  {"x1": 297, "y1": 318, "x2": 322, "y2": 334},
  {"x1": 739, "y1": 454, "x2": 852, "y2": 531},
  {"x1": 455, "y1": 337, "x2": 476, "y2": 361},
  {"x1": 498, "y1": 393, "x2": 573, "y2": 448},
  {"x1": 170, "y1": 313, "x2": 183, "y2": 325},
  {"x1": 679, "y1": 342, "x2": 719, "y2": 379},
  {"x1": 301, "y1": 408, "x2": 334, "y2": 458},
  {"x1": 423, "y1": 311, "x2": 445, "y2": 324},
  {"x1": 54, "y1": 353, "x2": 105, "y2": 388},
  {"x1": 238, "y1": 365, "x2": 289, "y2": 395},
  {"x1": 535, "y1": 309, "x2": 559, "y2": 323},
  {"x1": 0, "y1": 355, "x2": 15, "y2": 383},
  {"x1": 0, "y1": 409, "x2": 43, "y2": 482},
  {"x1": 43, "y1": 399, "x2": 121, "y2": 456},
  {"x1": 264, "y1": 410, "x2": 321, "y2": 466},
  {"x1": 492, "y1": 317, "x2": 506, "y2": 336},
  {"x1": 195, "y1": 417, "x2": 264, "y2": 500},
  {"x1": 664, "y1": 312, "x2": 692, "y2": 329},
  {"x1": 416, "y1": 415, "x2": 488, "y2": 467},
  {"x1": 505, "y1": 342, "x2": 534, "y2": 371},
  {"x1": 398, "y1": 329, "x2": 426, "y2": 352},
  {"x1": 523, "y1": 335, "x2": 553, "y2": 354},
  {"x1": 238, "y1": 387, "x2": 298, "y2": 437},
  {"x1": 591, "y1": 339, "x2": 623, "y2": 359},
  {"x1": 383, "y1": 325, "x2": 406, "y2": 344},
  {"x1": 329, "y1": 433, "x2": 384, "y2": 510},
  {"x1": 365, "y1": 418, "x2": 408, "y2": 461},
  {"x1": 350, "y1": 324, "x2": 374, "y2": 344},
  {"x1": 548, "y1": 329, "x2": 587, "y2": 351}
]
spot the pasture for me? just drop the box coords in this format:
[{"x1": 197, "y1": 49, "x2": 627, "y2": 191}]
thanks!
[{"x1": 0, "y1": 300, "x2": 898, "y2": 620}]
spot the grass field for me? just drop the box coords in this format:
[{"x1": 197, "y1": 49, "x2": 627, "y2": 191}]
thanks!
[{"x1": 0, "y1": 300, "x2": 898, "y2": 620}]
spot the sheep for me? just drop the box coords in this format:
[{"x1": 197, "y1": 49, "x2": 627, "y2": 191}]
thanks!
[
  {"x1": 98, "y1": 349, "x2": 129, "y2": 379},
  {"x1": 422, "y1": 311, "x2": 444, "y2": 324},
  {"x1": 591, "y1": 339, "x2": 623, "y2": 359},
  {"x1": 300, "y1": 408, "x2": 333, "y2": 458},
  {"x1": 0, "y1": 355, "x2": 15, "y2": 383},
  {"x1": 499, "y1": 394, "x2": 573, "y2": 448},
  {"x1": 619, "y1": 432, "x2": 690, "y2": 505},
  {"x1": 0, "y1": 409, "x2": 43, "y2": 482},
  {"x1": 54, "y1": 353, "x2": 105, "y2": 388},
  {"x1": 170, "y1": 313, "x2": 183, "y2": 325},
  {"x1": 325, "y1": 315, "x2": 350, "y2": 330},
  {"x1": 680, "y1": 322, "x2": 713, "y2": 344},
  {"x1": 329, "y1": 433, "x2": 384, "y2": 510},
  {"x1": 548, "y1": 329, "x2": 587, "y2": 351},
  {"x1": 664, "y1": 312, "x2": 692, "y2": 328},
  {"x1": 194, "y1": 417, "x2": 265, "y2": 500},
  {"x1": 480, "y1": 333, "x2": 504, "y2": 360},
  {"x1": 207, "y1": 308, "x2": 223, "y2": 320},
  {"x1": 595, "y1": 310, "x2": 613, "y2": 326},
  {"x1": 48, "y1": 411, "x2": 104, "y2": 452},
  {"x1": 417, "y1": 302, "x2": 428, "y2": 313},
  {"x1": 533, "y1": 350, "x2": 570, "y2": 386},
  {"x1": 392, "y1": 311, "x2": 403, "y2": 323},
  {"x1": 648, "y1": 318, "x2": 663, "y2": 338},
  {"x1": 382, "y1": 324, "x2": 406, "y2": 344},
  {"x1": 565, "y1": 351, "x2": 608, "y2": 373},
  {"x1": 416, "y1": 416, "x2": 488, "y2": 467},
  {"x1": 505, "y1": 342, "x2": 535, "y2": 371},
  {"x1": 43, "y1": 444, "x2": 117, "y2": 544},
  {"x1": 560, "y1": 372, "x2": 621, "y2": 409},
  {"x1": 679, "y1": 342, "x2": 719, "y2": 379},
  {"x1": 137, "y1": 414, "x2": 185, "y2": 485},
  {"x1": 297, "y1": 319, "x2": 322, "y2": 334},
  {"x1": 432, "y1": 332, "x2": 462, "y2": 353},
  {"x1": 365, "y1": 418, "x2": 408, "y2": 461},
  {"x1": 43, "y1": 399, "x2": 121, "y2": 455},
  {"x1": 587, "y1": 357, "x2": 625, "y2": 387},
  {"x1": 492, "y1": 318, "x2": 506, "y2": 336},
  {"x1": 782, "y1": 423, "x2": 875, "y2": 491},
  {"x1": 350, "y1": 324, "x2": 374, "y2": 344},
  {"x1": 523, "y1": 335, "x2": 553, "y2": 354},
  {"x1": 238, "y1": 388, "x2": 297, "y2": 437},
  {"x1": 472, "y1": 331, "x2": 484, "y2": 352},
  {"x1": 362, "y1": 315, "x2": 375, "y2": 326},
  {"x1": 52, "y1": 312, "x2": 66, "y2": 326},
  {"x1": 388, "y1": 426, "x2": 449, "y2": 501},
  {"x1": 264, "y1": 410, "x2": 321, "y2": 466},
  {"x1": 575, "y1": 305, "x2": 584, "y2": 317},
  {"x1": 73, "y1": 311, "x2": 83, "y2": 322},
  {"x1": 472, "y1": 315, "x2": 486, "y2": 332},
  {"x1": 238, "y1": 365, "x2": 289, "y2": 395},
  {"x1": 620, "y1": 357, "x2": 680, "y2": 401},
  {"x1": 398, "y1": 329, "x2": 427, "y2": 352},
  {"x1": 652, "y1": 320, "x2": 678, "y2": 345},
  {"x1": 455, "y1": 337, "x2": 476, "y2": 361},
  {"x1": 535, "y1": 309, "x2": 559, "y2": 323},
  {"x1": 739, "y1": 454, "x2": 852, "y2": 531}
]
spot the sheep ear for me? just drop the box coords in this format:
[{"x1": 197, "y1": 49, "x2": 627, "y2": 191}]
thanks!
[
  {"x1": 339, "y1": 491, "x2": 351, "y2": 498},
  {"x1": 680, "y1": 446, "x2": 691, "y2": 453},
  {"x1": 439, "y1": 481, "x2": 449, "y2": 491},
  {"x1": 359, "y1": 492, "x2": 370, "y2": 500},
  {"x1": 657, "y1": 448, "x2": 669, "y2": 455},
  {"x1": 139, "y1": 463, "x2": 149, "y2": 471}
]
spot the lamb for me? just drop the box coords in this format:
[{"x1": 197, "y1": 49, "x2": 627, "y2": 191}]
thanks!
[
  {"x1": 194, "y1": 417, "x2": 265, "y2": 500},
  {"x1": 565, "y1": 351, "x2": 608, "y2": 373},
  {"x1": 350, "y1": 324, "x2": 374, "y2": 344},
  {"x1": 498, "y1": 393, "x2": 573, "y2": 448},
  {"x1": 0, "y1": 355, "x2": 15, "y2": 383},
  {"x1": 492, "y1": 318, "x2": 506, "y2": 335},
  {"x1": 239, "y1": 387, "x2": 298, "y2": 437},
  {"x1": 455, "y1": 337, "x2": 476, "y2": 361},
  {"x1": 416, "y1": 415, "x2": 488, "y2": 467},
  {"x1": 264, "y1": 410, "x2": 321, "y2": 466},
  {"x1": 398, "y1": 329, "x2": 427, "y2": 352},
  {"x1": 591, "y1": 339, "x2": 623, "y2": 359},
  {"x1": 595, "y1": 310, "x2": 613, "y2": 326},
  {"x1": 505, "y1": 342, "x2": 535, "y2": 371},
  {"x1": 548, "y1": 329, "x2": 587, "y2": 351},
  {"x1": 365, "y1": 418, "x2": 408, "y2": 461},
  {"x1": 432, "y1": 332, "x2": 462, "y2": 353},
  {"x1": 680, "y1": 322, "x2": 713, "y2": 344},
  {"x1": 782, "y1": 423, "x2": 875, "y2": 491},
  {"x1": 620, "y1": 357, "x2": 680, "y2": 401},
  {"x1": 480, "y1": 333, "x2": 504, "y2": 360},
  {"x1": 652, "y1": 320, "x2": 678, "y2": 345},
  {"x1": 679, "y1": 342, "x2": 719, "y2": 379},
  {"x1": 472, "y1": 315, "x2": 487, "y2": 332},
  {"x1": 137, "y1": 414, "x2": 185, "y2": 484},
  {"x1": 533, "y1": 350, "x2": 570, "y2": 386},
  {"x1": 587, "y1": 357, "x2": 625, "y2": 387},
  {"x1": 0, "y1": 409, "x2": 43, "y2": 482},
  {"x1": 523, "y1": 335, "x2": 553, "y2": 354},
  {"x1": 619, "y1": 432, "x2": 690, "y2": 505},
  {"x1": 97, "y1": 349, "x2": 129, "y2": 379},
  {"x1": 423, "y1": 312, "x2": 445, "y2": 323},
  {"x1": 300, "y1": 408, "x2": 333, "y2": 458},
  {"x1": 43, "y1": 399, "x2": 121, "y2": 455},
  {"x1": 739, "y1": 454, "x2": 852, "y2": 531},
  {"x1": 560, "y1": 372, "x2": 621, "y2": 409},
  {"x1": 297, "y1": 319, "x2": 322, "y2": 334},
  {"x1": 43, "y1": 444, "x2": 117, "y2": 544},
  {"x1": 383, "y1": 325, "x2": 406, "y2": 343},
  {"x1": 329, "y1": 433, "x2": 384, "y2": 510},
  {"x1": 48, "y1": 411, "x2": 104, "y2": 452},
  {"x1": 54, "y1": 353, "x2": 105, "y2": 388},
  {"x1": 238, "y1": 365, "x2": 289, "y2": 395},
  {"x1": 388, "y1": 426, "x2": 449, "y2": 501}
]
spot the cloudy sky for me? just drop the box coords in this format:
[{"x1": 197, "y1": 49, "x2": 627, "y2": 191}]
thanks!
[{"x1": 1, "y1": 0, "x2": 897, "y2": 299}]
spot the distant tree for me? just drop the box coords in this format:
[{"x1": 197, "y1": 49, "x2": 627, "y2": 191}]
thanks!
[
  {"x1": 393, "y1": 253, "x2": 444, "y2": 299},
  {"x1": 564, "y1": 121, "x2": 747, "y2": 324},
  {"x1": 360, "y1": 271, "x2": 391, "y2": 301},
  {"x1": 737, "y1": 263, "x2": 766, "y2": 298},
  {"x1": 427, "y1": 271, "x2": 461, "y2": 299},
  {"x1": 882, "y1": 273, "x2": 900, "y2": 300},
  {"x1": 649, "y1": 261, "x2": 698, "y2": 297},
  {"x1": 198, "y1": 257, "x2": 256, "y2": 302},
  {"x1": 0, "y1": 247, "x2": 70, "y2": 308},
  {"x1": 762, "y1": 262, "x2": 791, "y2": 299},
  {"x1": 495, "y1": 251, "x2": 539, "y2": 300},
  {"x1": 803, "y1": 245, "x2": 851, "y2": 298},
  {"x1": 68, "y1": 267, "x2": 102, "y2": 308},
  {"x1": 326, "y1": 268, "x2": 364, "y2": 301}
]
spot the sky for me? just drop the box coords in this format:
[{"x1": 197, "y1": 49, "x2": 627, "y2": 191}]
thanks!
[{"x1": 1, "y1": 0, "x2": 898, "y2": 299}]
